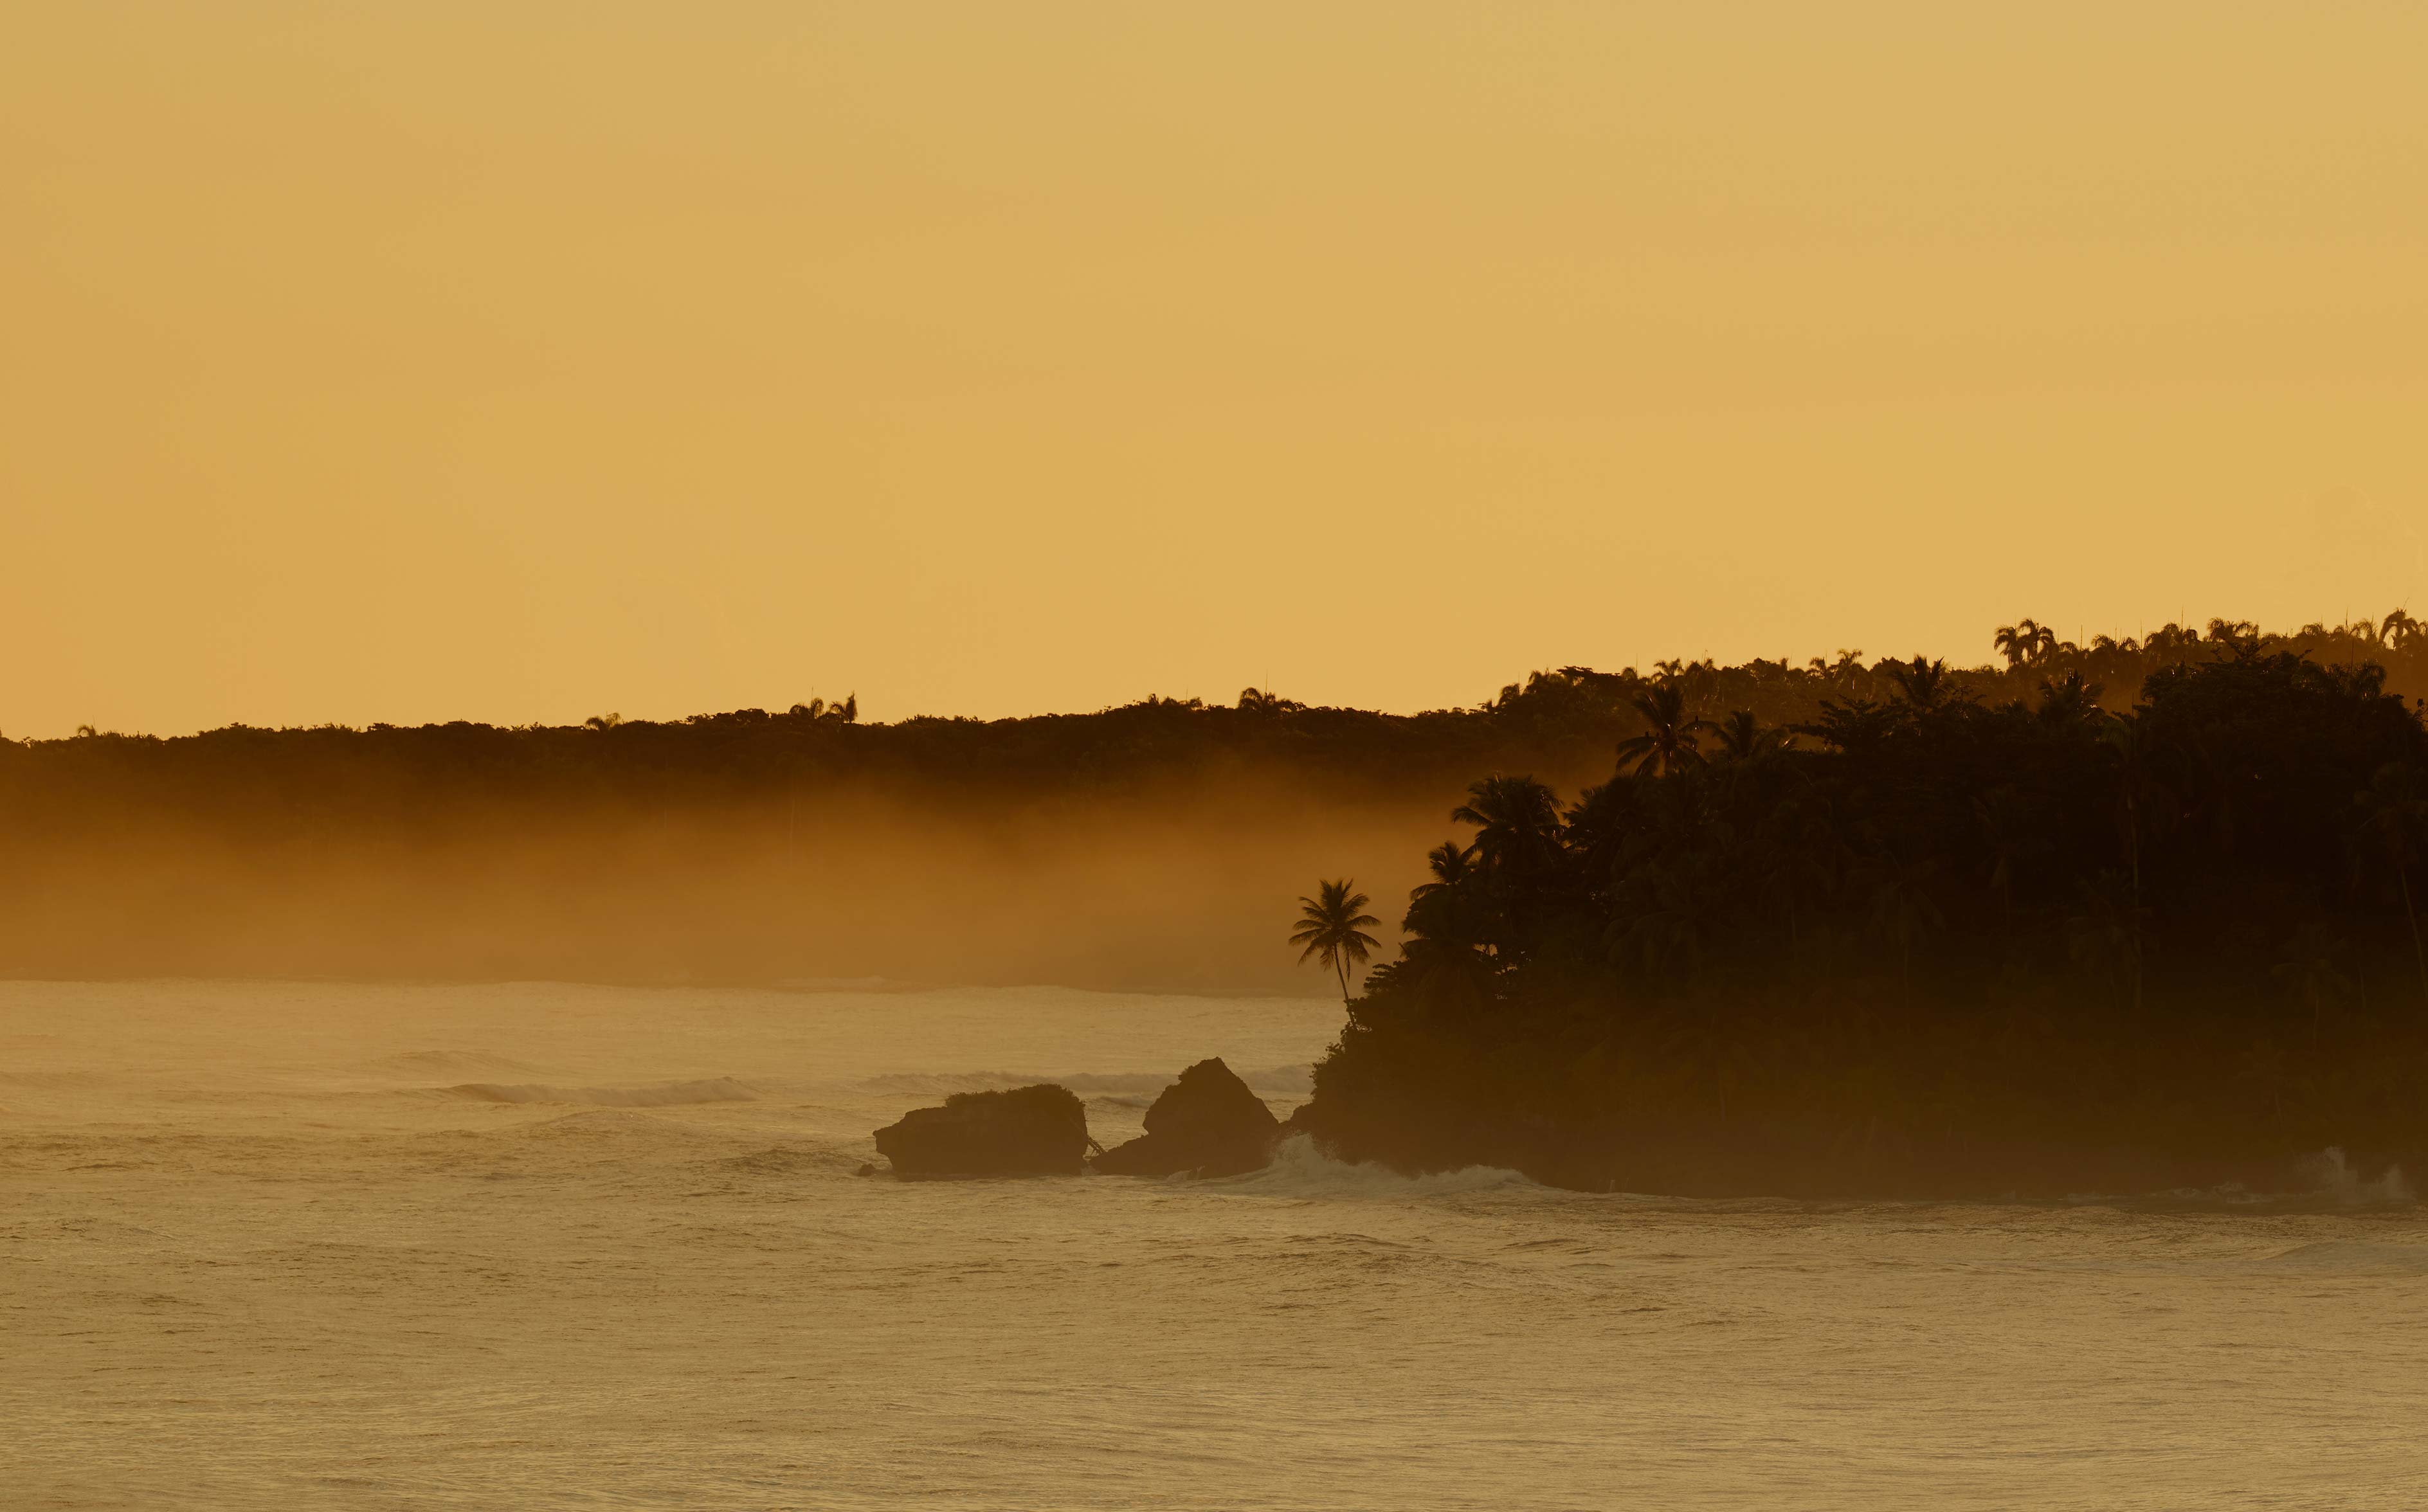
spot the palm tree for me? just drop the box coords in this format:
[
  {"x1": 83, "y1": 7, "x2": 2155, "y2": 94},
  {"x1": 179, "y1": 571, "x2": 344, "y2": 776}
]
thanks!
[
  {"x1": 1291, "y1": 879, "x2": 1381, "y2": 1007},
  {"x1": 1993, "y1": 620, "x2": 2054, "y2": 669},
  {"x1": 1711, "y1": 709, "x2": 1786, "y2": 763},
  {"x1": 1237, "y1": 687, "x2": 1304, "y2": 715},
  {"x1": 1402, "y1": 842, "x2": 1481, "y2": 943},
  {"x1": 1397, "y1": 843, "x2": 1495, "y2": 1009},
  {"x1": 1408, "y1": 840, "x2": 1476, "y2": 905},
  {"x1": 1882, "y1": 656, "x2": 1952, "y2": 710},
  {"x1": 2034, "y1": 670, "x2": 2103, "y2": 729},
  {"x1": 1450, "y1": 776, "x2": 1564, "y2": 876},
  {"x1": 1614, "y1": 685, "x2": 1712, "y2": 778},
  {"x1": 788, "y1": 695, "x2": 859, "y2": 723}
]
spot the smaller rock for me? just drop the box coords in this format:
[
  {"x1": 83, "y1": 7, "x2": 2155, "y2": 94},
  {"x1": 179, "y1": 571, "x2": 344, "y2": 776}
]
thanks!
[
  {"x1": 1093, "y1": 1058, "x2": 1280, "y2": 1177},
  {"x1": 873, "y1": 1084, "x2": 1090, "y2": 1177}
]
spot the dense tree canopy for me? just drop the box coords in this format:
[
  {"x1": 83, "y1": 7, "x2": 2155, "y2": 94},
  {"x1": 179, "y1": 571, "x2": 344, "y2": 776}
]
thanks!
[
  {"x1": 3, "y1": 614, "x2": 2422, "y2": 1000},
  {"x1": 1297, "y1": 620, "x2": 2428, "y2": 1198}
]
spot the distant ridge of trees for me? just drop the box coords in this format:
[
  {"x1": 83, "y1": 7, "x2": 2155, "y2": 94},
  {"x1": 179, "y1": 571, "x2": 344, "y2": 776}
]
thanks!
[
  {"x1": 12, "y1": 615, "x2": 2423, "y2": 820},
  {"x1": 3, "y1": 614, "x2": 2422, "y2": 999},
  {"x1": 1288, "y1": 613, "x2": 2428, "y2": 1198}
]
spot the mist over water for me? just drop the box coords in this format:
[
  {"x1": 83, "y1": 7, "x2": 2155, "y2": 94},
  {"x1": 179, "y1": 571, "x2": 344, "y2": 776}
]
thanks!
[{"x1": 8, "y1": 980, "x2": 2427, "y2": 1510}]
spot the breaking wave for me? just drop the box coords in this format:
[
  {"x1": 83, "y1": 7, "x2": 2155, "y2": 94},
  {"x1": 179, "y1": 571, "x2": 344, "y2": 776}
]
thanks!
[
  {"x1": 439, "y1": 1078, "x2": 756, "y2": 1107},
  {"x1": 1204, "y1": 1134, "x2": 1539, "y2": 1200},
  {"x1": 2077, "y1": 1148, "x2": 2416, "y2": 1212},
  {"x1": 2291, "y1": 1146, "x2": 2415, "y2": 1206},
  {"x1": 858, "y1": 1065, "x2": 1312, "y2": 1098}
]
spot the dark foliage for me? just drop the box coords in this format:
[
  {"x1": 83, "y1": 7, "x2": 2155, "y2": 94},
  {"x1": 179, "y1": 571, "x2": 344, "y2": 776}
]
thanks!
[
  {"x1": 4, "y1": 617, "x2": 2422, "y2": 991},
  {"x1": 1298, "y1": 621, "x2": 2428, "y2": 1198}
]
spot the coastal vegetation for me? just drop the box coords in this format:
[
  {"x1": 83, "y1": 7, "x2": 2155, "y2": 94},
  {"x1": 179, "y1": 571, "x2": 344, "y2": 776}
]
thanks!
[
  {"x1": 1292, "y1": 615, "x2": 2428, "y2": 1196},
  {"x1": 4, "y1": 613, "x2": 2422, "y2": 1000},
  {"x1": 1291, "y1": 881, "x2": 1381, "y2": 1007}
]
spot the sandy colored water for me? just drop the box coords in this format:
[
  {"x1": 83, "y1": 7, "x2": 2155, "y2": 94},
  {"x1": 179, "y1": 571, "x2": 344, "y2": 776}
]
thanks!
[{"x1": 5, "y1": 978, "x2": 2425, "y2": 1510}]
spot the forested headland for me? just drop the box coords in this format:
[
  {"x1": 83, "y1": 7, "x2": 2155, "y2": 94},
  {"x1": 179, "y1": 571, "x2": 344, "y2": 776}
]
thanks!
[
  {"x1": 4, "y1": 614, "x2": 2423, "y2": 1004},
  {"x1": 1292, "y1": 614, "x2": 2428, "y2": 1196}
]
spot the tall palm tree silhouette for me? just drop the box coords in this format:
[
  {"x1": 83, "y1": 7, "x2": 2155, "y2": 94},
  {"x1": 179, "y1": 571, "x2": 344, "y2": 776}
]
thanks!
[
  {"x1": 1615, "y1": 685, "x2": 1712, "y2": 778},
  {"x1": 1993, "y1": 620, "x2": 2057, "y2": 669},
  {"x1": 1291, "y1": 879, "x2": 1381, "y2": 1007},
  {"x1": 1406, "y1": 842, "x2": 1477, "y2": 915},
  {"x1": 1450, "y1": 777, "x2": 1564, "y2": 876},
  {"x1": 1402, "y1": 842, "x2": 1482, "y2": 947}
]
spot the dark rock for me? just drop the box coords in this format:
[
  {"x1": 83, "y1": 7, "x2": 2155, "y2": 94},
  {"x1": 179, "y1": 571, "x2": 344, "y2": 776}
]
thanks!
[
  {"x1": 873, "y1": 1084, "x2": 1090, "y2": 1177},
  {"x1": 1092, "y1": 1058, "x2": 1281, "y2": 1177}
]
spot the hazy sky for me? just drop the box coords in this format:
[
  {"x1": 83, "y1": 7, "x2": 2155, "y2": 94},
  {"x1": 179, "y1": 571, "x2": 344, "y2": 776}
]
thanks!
[{"x1": 6, "y1": 3, "x2": 2425, "y2": 737}]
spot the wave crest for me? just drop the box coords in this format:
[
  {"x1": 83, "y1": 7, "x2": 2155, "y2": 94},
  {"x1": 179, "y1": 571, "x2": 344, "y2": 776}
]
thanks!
[{"x1": 1204, "y1": 1134, "x2": 1537, "y2": 1199}]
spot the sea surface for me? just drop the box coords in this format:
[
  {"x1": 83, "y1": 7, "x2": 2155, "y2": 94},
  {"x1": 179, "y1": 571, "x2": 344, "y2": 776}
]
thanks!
[{"x1": 5, "y1": 978, "x2": 2425, "y2": 1510}]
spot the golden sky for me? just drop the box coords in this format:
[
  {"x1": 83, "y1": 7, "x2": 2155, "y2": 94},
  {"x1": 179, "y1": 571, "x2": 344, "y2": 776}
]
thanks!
[{"x1": 5, "y1": 3, "x2": 2425, "y2": 737}]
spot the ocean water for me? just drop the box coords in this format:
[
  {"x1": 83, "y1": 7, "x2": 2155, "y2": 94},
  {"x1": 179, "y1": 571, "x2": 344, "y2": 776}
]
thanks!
[{"x1": 5, "y1": 979, "x2": 2425, "y2": 1511}]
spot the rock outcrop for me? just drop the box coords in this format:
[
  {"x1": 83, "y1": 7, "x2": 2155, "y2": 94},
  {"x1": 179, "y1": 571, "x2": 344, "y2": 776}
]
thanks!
[
  {"x1": 873, "y1": 1084, "x2": 1091, "y2": 1177},
  {"x1": 1092, "y1": 1058, "x2": 1280, "y2": 1177}
]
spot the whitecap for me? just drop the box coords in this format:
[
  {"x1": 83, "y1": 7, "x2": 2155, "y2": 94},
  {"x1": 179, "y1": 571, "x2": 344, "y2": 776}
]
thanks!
[{"x1": 1199, "y1": 1133, "x2": 1538, "y2": 1199}]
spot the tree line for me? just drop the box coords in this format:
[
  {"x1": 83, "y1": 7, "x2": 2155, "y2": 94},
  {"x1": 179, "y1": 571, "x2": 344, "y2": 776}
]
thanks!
[
  {"x1": 1290, "y1": 615, "x2": 2428, "y2": 1197},
  {"x1": 12, "y1": 614, "x2": 2422, "y2": 836}
]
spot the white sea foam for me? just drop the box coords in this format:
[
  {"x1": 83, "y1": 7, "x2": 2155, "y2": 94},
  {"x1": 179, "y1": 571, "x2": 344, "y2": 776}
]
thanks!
[
  {"x1": 1204, "y1": 1133, "x2": 1538, "y2": 1199},
  {"x1": 2125, "y1": 1148, "x2": 2417, "y2": 1209},
  {"x1": 2294, "y1": 1146, "x2": 2415, "y2": 1205}
]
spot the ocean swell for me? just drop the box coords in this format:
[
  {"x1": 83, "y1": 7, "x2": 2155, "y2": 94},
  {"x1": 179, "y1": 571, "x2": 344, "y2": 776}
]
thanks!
[{"x1": 439, "y1": 1078, "x2": 756, "y2": 1107}]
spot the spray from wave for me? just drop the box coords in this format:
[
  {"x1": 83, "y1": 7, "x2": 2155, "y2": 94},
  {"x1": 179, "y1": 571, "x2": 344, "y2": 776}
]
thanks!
[
  {"x1": 1199, "y1": 1134, "x2": 1538, "y2": 1199},
  {"x1": 2078, "y1": 1146, "x2": 2416, "y2": 1211},
  {"x1": 2291, "y1": 1146, "x2": 2414, "y2": 1206}
]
